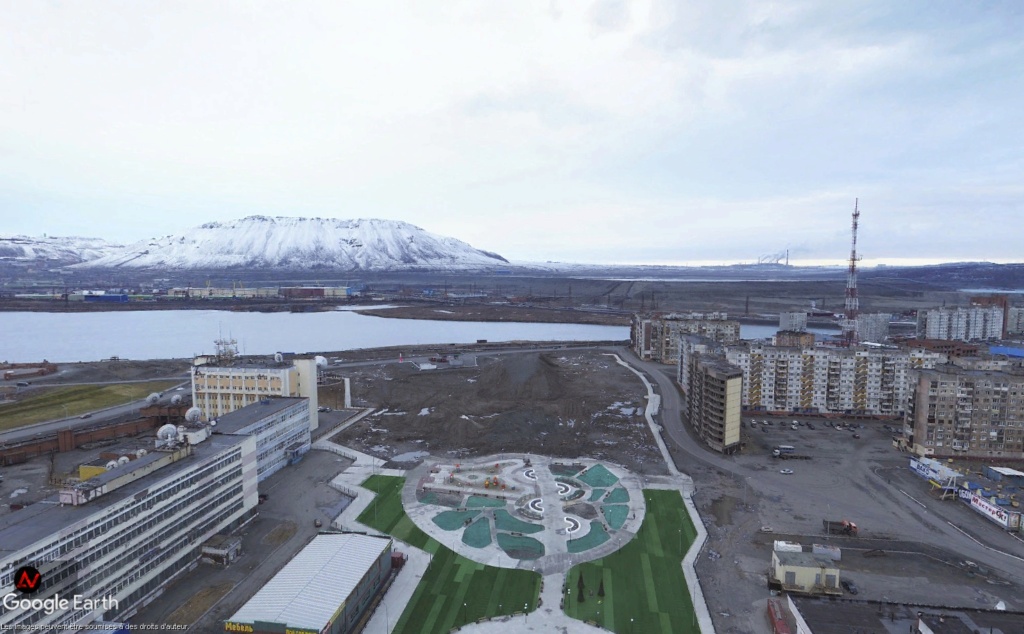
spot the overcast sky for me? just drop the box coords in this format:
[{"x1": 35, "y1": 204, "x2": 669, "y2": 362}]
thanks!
[{"x1": 2, "y1": 1, "x2": 1022, "y2": 266}]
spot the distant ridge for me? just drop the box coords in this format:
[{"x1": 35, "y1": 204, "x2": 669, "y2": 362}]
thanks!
[{"x1": 73, "y1": 216, "x2": 510, "y2": 271}]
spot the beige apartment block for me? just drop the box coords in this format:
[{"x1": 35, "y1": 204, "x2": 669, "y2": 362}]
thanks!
[
  {"x1": 192, "y1": 357, "x2": 319, "y2": 430},
  {"x1": 907, "y1": 365, "x2": 1024, "y2": 460}
]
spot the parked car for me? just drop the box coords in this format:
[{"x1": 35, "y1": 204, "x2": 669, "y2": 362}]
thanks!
[
  {"x1": 80, "y1": 413, "x2": 92, "y2": 419},
  {"x1": 841, "y1": 579, "x2": 859, "y2": 595},
  {"x1": 779, "y1": 469, "x2": 794, "y2": 475},
  {"x1": 806, "y1": 423, "x2": 815, "y2": 430},
  {"x1": 853, "y1": 433, "x2": 861, "y2": 439}
]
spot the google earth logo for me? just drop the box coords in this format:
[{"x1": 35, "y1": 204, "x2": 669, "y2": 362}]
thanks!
[{"x1": 14, "y1": 566, "x2": 42, "y2": 594}]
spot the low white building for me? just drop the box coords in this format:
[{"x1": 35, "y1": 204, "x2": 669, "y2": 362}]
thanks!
[{"x1": 213, "y1": 397, "x2": 312, "y2": 482}]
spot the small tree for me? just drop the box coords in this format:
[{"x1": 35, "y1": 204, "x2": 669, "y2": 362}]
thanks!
[{"x1": 597, "y1": 579, "x2": 605, "y2": 598}]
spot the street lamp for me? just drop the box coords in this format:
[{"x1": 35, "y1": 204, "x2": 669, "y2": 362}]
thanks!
[
  {"x1": 524, "y1": 603, "x2": 528, "y2": 623},
  {"x1": 62, "y1": 405, "x2": 69, "y2": 419}
]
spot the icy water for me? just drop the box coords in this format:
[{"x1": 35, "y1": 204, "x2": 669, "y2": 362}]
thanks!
[{"x1": 0, "y1": 309, "x2": 629, "y2": 362}]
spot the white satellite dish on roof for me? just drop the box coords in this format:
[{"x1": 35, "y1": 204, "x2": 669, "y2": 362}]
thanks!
[
  {"x1": 170, "y1": 394, "x2": 183, "y2": 406},
  {"x1": 274, "y1": 352, "x2": 284, "y2": 363},
  {"x1": 315, "y1": 355, "x2": 328, "y2": 367},
  {"x1": 105, "y1": 460, "x2": 119, "y2": 470},
  {"x1": 157, "y1": 424, "x2": 178, "y2": 441},
  {"x1": 146, "y1": 393, "x2": 161, "y2": 405},
  {"x1": 184, "y1": 407, "x2": 202, "y2": 423},
  {"x1": 117, "y1": 456, "x2": 130, "y2": 466}
]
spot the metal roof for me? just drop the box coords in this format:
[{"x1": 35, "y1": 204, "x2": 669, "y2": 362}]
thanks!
[
  {"x1": 227, "y1": 533, "x2": 392, "y2": 630},
  {"x1": 212, "y1": 397, "x2": 307, "y2": 434},
  {"x1": 989, "y1": 466, "x2": 1024, "y2": 477}
]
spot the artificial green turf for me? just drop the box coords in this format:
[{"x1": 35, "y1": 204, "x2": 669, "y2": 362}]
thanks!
[
  {"x1": 359, "y1": 475, "x2": 541, "y2": 634},
  {"x1": 563, "y1": 489, "x2": 699, "y2": 633}
]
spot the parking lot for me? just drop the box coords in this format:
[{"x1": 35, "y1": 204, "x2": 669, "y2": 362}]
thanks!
[{"x1": 689, "y1": 413, "x2": 1024, "y2": 634}]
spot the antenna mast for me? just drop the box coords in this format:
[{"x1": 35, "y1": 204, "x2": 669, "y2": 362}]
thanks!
[{"x1": 842, "y1": 199, "x2": 861, "y2": 344}]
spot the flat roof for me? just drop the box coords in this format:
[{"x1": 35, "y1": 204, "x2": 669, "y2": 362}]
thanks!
[
  {"x1": 212, "y1": 397, "x2": 307, "y2": 434},
  {"x1": 774, "y1": 551, "x2": 836, "y2": 568},
  {"x1": 227, "y1": 533, "x2": 392, "y2": 630},
  {"x1": 988, "y1": 466, "x2": 1024, "y2": 477},
  {"x1": 0, "y1": 434, "x2": 249, "y2": 558}
]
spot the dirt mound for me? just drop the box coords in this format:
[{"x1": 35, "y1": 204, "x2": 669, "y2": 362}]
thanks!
[{"x1": 477, "y1": 353, "x2": 563, "y2": 401}]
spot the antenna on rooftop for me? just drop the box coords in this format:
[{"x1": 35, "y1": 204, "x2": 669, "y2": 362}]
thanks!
[{"x1": 841, "y1": 199, "x2": 861, "y2": 345}]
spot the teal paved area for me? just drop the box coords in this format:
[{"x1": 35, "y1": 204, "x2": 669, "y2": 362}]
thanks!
[
  {"x1": 463, "y1": 518, "x2": 493, "y2": 548},
  {"x1": 579, "y1": 464, "x2": 619, "y2": 488},
  {"x1": 497, "y1": 533, "x2": 545, "y2": 560},
  {"x1": 602, "y1": 504, "x2": 629, "y2": 530},
  {"x1": 605, "y1": 487, "x2": 630, "y2": 504},
  {"x1": 467, "y1": 495, "x2": 506, "y2": 508},
  {"x1": 568, "y1": 521, "x2": 609, "y2": 553},
  {"x1": 432, "y1": 510, "x2": 481, "y2": 531},
  {"x1": 493, "y1": 509, "x2": 544, "y2": 534}
]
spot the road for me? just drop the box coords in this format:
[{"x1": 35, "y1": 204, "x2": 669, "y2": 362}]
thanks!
[
  {"x1": 621, "y1": 349, "x2": 1024, "y2": 587},
  {"x1": 0, "y1": 382, "x2": 190, "y2": 445}
]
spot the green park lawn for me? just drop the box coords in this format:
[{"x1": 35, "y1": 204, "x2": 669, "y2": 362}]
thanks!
[
  {"x1": 563, "y1": 489, "x2": 700, "y2": 633},
  {"x1": 0, "y1": 381, "x2": 181, "y2": 431},
  {"x1": 358, "y1": 475, "x2": 541, "y2": 634}
]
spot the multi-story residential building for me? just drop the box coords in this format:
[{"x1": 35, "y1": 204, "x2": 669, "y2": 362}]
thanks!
[
  {"x1": 917, "y1": 306, "x2": 1004, "y2": 342},
  {"x1": 0, "y1": 431, "x2": 258, "y2": 632},
  {"x1": 213, "y1": 397, "x2": 311, "y2": 482},
  {"x1": 1008, "y1": 307, "x2": 1024, "y2": 337},
  {"x1": 779, "y1": 312, "x2": 808, "y2": 333},
  {"x1": 906, "y1": 365, "x2": 1024, "y2": 460},
  {"x1": 632, "y1": 312, "x2": 740, "y2": 364},
  {"x1": 774, "y1": 330, "x2": 815, "y2": 348},
  {"x1": 192, "y1": 357, "x2": 319, "y2": 430},
  {"x1": 723, "y1": 342, "x2": 945, "y2": 416},
  {"x1": 678, "y1": 336, "x2": 743, "y2": 454},
  {"x1": 856, "y1": 313, "x2": 891, "y2": 344}
]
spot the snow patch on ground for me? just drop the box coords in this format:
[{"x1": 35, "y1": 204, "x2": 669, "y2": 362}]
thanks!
[
  {"x1": 392, "y1": 450, "x2": 430, "y2": 462},
  {"x1": 10, "y1": 489, "x2": 28, "y2": 499},
  {"x1": 418, "y1": 407, "x2": 432, "y2": 416}
]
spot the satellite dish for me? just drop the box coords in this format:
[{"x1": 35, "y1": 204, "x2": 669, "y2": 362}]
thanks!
[
  {"x1": 158, "y1": 424, "x2": 178, "y2": 441},
  {"x1": 995, "y1": 600, "x2": 1006, "y2": 611},
  {"x1": 210, "y1": 419, "x2": 217, "y2": 427},
  {"x1": 146, "y1": 393, "x2": 161, "y2": 405},
  {"x1": 315, "y1": 355, "x2": 328, "y2": 367},
  {"x1": 274, "y1": 352, "x2": 284, "y2": 363},
  {"x1": 105, "y1": 460, "x2": 119, "y2": 470},
  {"x1": 117, "y1": 456, "x2": 130, "y2": 466},
  {"x1": 135, "y1": 449, "x2": 148, "y2": 457},
  {"x1": 170, "y1": 394, "x2": 183, "y2": 405},
  {"x1": 184, "y1": 407, "x2": 202, "y2": 423}
]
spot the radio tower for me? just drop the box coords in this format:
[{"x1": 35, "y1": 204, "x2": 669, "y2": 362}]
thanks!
[{"x1": 842, "y1": 199, "x2": 861, "y2": 344}]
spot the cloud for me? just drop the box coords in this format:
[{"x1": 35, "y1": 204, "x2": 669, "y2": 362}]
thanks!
[{"x1": 0, "y1": 1, "x2": 1021, "y2": 264}]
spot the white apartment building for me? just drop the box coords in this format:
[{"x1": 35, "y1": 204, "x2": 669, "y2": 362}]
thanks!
[
  {"x1": 857, "y1": 313, "x2": 891, "y2": 344},
  {"x1": 723, "y1": 342, "x2": 945, "y2": 415},
  {"x1": 917, "y1": 306, "x2": 1004, "y2": 342},
  {"x1": 192, "y1": 357, "x2": 319, "y2": 430},
  {"x1": 0, "y1": 434, "x2": 258, "y2": 632},
  {"x1": 779, "y1": 312, "x2": 809, "y2": 333},
  {"x1": 632, "y1": 312, "x2": 740, "y2": 364}
]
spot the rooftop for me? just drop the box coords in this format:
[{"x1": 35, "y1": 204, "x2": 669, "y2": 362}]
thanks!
[
  {"x1": 774, "y1": 551, "x2": 837, "y2": 569},
  {"x1": 212, "y1": 397, "x2": 308, "y2": 435},
  {"x1": 0, "y1": 434, "x2": 249, "y2": 559},
  {"x1": 227, "y1": 533, "x2": 392, "y2": 630}
]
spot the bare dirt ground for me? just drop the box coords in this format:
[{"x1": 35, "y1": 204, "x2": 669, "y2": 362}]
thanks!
[{"x1": 328, "y1": 350, "x2": 667, "y2": 474}]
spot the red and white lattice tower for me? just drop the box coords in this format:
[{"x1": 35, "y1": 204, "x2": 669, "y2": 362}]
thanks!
[{"x1": 842, "y1": 199, "x2": 861, "y2": 344}]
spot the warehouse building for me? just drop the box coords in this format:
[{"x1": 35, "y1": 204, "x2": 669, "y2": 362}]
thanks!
[
  {"x1": 0, "y1": 428, "x2": 258, "y2": 632},
  {"x1": 225, "y1": 533, "x2": 393, "y2": 634},
  {"x1": 213, "y1": 397, "x2": 311, "y2": 482}
]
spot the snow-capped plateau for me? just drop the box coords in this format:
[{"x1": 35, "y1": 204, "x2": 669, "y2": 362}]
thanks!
[
  {"x1": 73, "y1": 216, "x2": 510, "y2": 271},
  {"x1": 0, "y1": 235, "x2": 122, "y2": 264}
]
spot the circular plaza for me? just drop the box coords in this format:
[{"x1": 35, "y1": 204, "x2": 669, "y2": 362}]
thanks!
[{"x1": 402, "y1": 454, "x2": 646, "y2": 574}]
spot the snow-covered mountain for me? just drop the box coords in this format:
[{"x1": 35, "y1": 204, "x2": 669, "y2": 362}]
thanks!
[
  {"x1": 0, "y1": 235, "x2": 122, "y2": 264},
  {"x1": 74, "y1": 216, "x2": 510, "y2": 271}
]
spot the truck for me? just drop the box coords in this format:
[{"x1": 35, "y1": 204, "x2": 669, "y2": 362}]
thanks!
[{"x1": 822, "y1": 519, "x2": 859, "y2": 536}]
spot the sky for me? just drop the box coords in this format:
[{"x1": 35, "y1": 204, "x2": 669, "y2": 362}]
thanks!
[{"x1": 1, "y1": 1, "x2": 1022, "y2": 266}]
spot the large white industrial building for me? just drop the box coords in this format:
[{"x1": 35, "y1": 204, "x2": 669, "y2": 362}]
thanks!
[
  {"x1": 226, "y1": 533, "x2": 393, "y2": 634},
  {"x1": 0, "y1": 427, "x2": 258, "y2": 632},
  {"x1": 213, "y1": 397, "x2": 312, "y2": 482}
]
